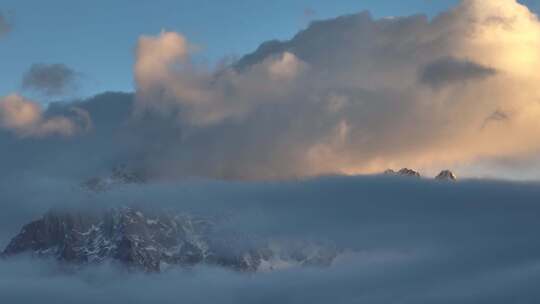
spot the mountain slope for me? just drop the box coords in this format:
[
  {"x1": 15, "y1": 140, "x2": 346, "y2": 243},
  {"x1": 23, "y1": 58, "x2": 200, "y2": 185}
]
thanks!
[{"x1": 2, "y1": 207, "x2": 337, "y2": 272}]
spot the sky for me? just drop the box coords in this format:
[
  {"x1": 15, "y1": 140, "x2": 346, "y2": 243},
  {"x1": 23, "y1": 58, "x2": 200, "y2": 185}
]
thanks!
[
  {"x1": 0, "y1": 0, "x2": 466, "y2": 99},
  {"x1": 0, "y1": 0, "x2": 538, "y2": 97}
]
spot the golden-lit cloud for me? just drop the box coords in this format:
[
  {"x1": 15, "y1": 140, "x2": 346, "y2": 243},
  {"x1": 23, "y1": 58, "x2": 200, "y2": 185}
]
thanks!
[
  {"x1": 0, "y1": 94, "x2": 92, "y2": 138},
  {"x1": 129, "y1": 0, "x2": 540, "y2": 179}
]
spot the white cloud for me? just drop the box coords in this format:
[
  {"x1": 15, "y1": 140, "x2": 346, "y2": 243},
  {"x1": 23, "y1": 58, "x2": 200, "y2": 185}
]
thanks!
[{"x1": 267, "y1": 52, "x2": 305, "y2": 80}]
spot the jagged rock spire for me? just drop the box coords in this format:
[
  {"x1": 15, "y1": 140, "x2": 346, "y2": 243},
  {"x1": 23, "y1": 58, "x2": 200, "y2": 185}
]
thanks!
[
  {"x1": 435, "y1": 170, "x2": 457, "y2": 181},
  {"x1": 398, "y1": 168, "x2": 421, "y2": 177}
]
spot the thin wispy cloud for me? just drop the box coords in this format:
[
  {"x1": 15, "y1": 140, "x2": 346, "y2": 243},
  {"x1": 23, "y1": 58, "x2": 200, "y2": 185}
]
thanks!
[{"x1": 0, "y1": 12, "x2": 11, "y2": 38}]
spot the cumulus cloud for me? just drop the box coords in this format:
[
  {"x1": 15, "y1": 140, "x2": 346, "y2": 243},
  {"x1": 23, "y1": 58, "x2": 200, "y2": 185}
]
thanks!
[
  {"x1": 125, "y1": 0, "x2": 540, "y2": 179},
  {"x1": 1, "y1": 0, "x2": 540, "y2": 181},
  {"x1": 0, "y1": 94, "x2": 91, "y2": 138},
  {"x1": 22, "y1": 63, "x2": 79, "y2": 96},
  {"x1": 134, "y1": 32, "x2": 307, "y2": 126}
]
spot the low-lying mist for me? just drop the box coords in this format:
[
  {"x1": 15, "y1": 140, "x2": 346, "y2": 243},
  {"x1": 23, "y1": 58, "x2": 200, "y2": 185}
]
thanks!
[{"x1": 1, "y1": 175, "x2": 540, "y2": 303}]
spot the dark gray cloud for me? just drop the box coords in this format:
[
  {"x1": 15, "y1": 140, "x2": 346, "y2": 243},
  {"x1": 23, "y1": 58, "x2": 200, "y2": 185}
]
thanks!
[
  {"x1": 0, "y1": 12, "x2": 11, "y2": 38},
  {"x1": 22, "y1": 63, "x2": 79, "y2": 96},
  {"x1": 419, "y1": 57, "x2": 497, "y2": 88}
]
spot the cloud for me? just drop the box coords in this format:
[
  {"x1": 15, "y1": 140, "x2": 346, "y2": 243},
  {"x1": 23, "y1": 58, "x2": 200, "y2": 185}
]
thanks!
[
  {"x1": 2, "y1": 176, "x2": 540, "y2": 303},
  {"x1": 2, "y1": 0, "x2": 540, "y2": 181},
  {"x1": 0, "y1": 12, "x2": 11, "y2": 38},
  {"x1": 134, "y1": 32, "x2": 307, "y2": 127},
  {"x1": 0, "y1": 94, "x2": 92, "y2": 138},
  {"x1": 419, "y1": 57, "x2": 497, "y2": 88},
  {"x1": 126, "y1": 0, "x2": 540, "y2": 179},
  {"x1": 22, "y1": 64, "x2": 79, "y2": 97}
]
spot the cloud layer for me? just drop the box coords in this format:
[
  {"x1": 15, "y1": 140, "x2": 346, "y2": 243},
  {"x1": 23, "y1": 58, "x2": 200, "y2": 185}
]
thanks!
[{"x1": 2, "y1": 176, "x2": 540, "y2": 303}]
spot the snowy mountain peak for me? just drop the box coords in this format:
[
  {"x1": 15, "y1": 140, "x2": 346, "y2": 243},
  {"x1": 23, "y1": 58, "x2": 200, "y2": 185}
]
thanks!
[{"x1": 2, "y1": 207, "x2": 338, "y2": 273}]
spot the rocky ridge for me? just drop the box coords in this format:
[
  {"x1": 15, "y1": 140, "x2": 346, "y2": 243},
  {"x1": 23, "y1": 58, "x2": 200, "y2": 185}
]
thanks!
[
  {"x1": 385, "y1": 168, "x2": 457, "y2": 181},
  {"x1": 435, "y1": 170, "x2": 457, "y2": 181},
  {"x1": 1, "y1": 207, "x2": 338, "y2": 272}
]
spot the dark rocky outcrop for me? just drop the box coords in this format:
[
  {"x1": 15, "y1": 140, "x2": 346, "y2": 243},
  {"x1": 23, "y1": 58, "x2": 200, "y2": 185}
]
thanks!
[
  {"x1": 435, "y1": 170, "x2": 457, "y2": 181},
  {"x1": 398, "y1": 168, "x2": 421, "y2": 177},
  {"x1": 384, "y1": 168, "x2": 421, "y2": 178},
  {"x1": 2, "y1": 207, "x2": 337, "y2": 272}
]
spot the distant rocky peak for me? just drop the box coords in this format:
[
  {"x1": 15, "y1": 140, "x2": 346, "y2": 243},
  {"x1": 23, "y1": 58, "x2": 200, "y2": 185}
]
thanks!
[
  {"x1": 397, "y1": 168, "x2": 421, "y2": 177},
  {"x1": 435, "y1": 170, "x2": 457, "y2": 181},
  {"x1": 384, "y1": 168, "x2": 421, "y2": 178},
  {"x1": 383, "y1": 169, "x2": 396, "y2": 175}
]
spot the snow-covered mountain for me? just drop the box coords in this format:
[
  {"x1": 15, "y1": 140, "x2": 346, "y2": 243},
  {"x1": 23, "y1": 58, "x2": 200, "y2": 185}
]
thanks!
[{"x1": 1, "y1": 207, "x2": 338, "y2": 272}]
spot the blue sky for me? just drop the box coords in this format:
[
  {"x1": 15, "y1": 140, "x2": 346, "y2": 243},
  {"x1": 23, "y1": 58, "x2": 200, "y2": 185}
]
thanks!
[{"x1": 0, "y1": 0, "x2": 538, "y2": 100}]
